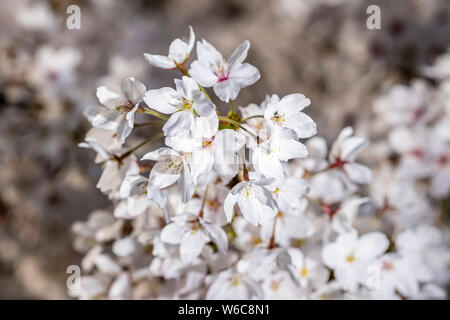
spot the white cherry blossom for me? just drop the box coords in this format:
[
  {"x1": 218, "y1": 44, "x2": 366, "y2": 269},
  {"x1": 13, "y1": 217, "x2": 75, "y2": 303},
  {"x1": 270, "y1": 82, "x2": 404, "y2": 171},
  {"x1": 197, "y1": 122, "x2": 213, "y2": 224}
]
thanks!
[
  {"x1": 224, "y1": 175, "x2": 277, "y2": 226},
  {"x1": 322, "y1": 230, "x2": 389, "y2": 292},
  {"x1": 93, "y1": 77, "x2": 146, "y2": 144},
  {"x1": 189, "y1": 40, "x2": 260, "y2": 102},
  {"x1": 160, "y1": 213, "x2": 228, "y2": 262},
  {"x1": 144, "y1": 76, "x2": 215, "y2": 137},
  {"x1": 144, "y1": 26, "x2": 195, "y2": 69},
  {"x1": 264, "y1": 93, "x2": 316, "y2": 139}
]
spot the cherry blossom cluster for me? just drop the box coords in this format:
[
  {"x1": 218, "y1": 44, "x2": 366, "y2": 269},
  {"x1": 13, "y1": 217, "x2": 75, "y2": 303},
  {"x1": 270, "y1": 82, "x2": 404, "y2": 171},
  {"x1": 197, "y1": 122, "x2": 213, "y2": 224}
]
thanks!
[{"x1": 73, "y1": 27, "x2": 449, "y2": 300}]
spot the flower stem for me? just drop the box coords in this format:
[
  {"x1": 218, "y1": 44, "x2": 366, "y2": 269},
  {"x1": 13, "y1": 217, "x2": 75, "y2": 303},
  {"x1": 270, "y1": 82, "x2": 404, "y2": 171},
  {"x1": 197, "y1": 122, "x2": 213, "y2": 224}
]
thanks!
[
  {"x1": 134, "y1": 121, "x2": 164, "y2": 127},
  {"x1": 115, "y1": 132, "x2": 164, "y2": 162},
  {"x1": 230, "y1": 99, "x2": 235, "y2": 114},
  {"x1": 142, "y1": 110, "x2": 168, "y2": 121},
  {"x1": 218, "y1": 116, "x2": 257, "y2": 139},
  {"x1": 242, "y1": 115, "x2": 264, "y2": 122},
  {"x1": 198, "y1": 185, "x2": 210, "y2": 218}
]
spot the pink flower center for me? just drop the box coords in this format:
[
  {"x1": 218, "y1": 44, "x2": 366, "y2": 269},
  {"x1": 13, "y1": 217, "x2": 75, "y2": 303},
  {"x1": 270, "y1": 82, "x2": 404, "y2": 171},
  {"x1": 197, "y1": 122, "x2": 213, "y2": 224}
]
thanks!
[{"x1": 215, "y1": 65, "x2": 229, "y2": 82}]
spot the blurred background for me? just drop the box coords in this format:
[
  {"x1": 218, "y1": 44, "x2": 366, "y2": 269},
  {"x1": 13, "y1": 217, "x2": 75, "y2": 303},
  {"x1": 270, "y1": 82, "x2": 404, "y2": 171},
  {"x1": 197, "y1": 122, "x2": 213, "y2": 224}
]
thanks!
[{"x1": 0, "y1": 0, "x2": 449, "y2": 299}]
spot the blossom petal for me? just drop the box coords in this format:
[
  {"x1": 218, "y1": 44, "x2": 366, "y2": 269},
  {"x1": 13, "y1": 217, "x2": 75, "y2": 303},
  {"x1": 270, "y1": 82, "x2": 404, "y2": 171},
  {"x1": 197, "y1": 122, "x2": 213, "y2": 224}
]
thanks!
[
  {"x1": 143, "y1": 53, "x2": 175, "y2": 69},
  {"x1": 160, "y1": 222, "x2": 186, "y2": 244},
  {"x1": 224, "y1": 191, "x2": 239, "y2": 222},
  {"x1": 189, "y1": 60, "x2": 218, "y2": 87},
  {"x1": 96, "y1": 86, "x2": 127, "y2": 109},
  {"x1": 201, "y1": 221, "x2": 228, "y2": 255},
  {"x1": 227, "y1": 40, "x2": 250, "y2": 66},
  {"x1": 196, "y1": 39, "x2": 223, "y2": 66},
  {"x1": 144, "y1": 87, "x2": 179, "y2": 114},
  {"x1": 179, "y1": 230, "x2": 208, "y2": 262},
  {"x1": 122, "y1": 77, "x2": 146, "y2": 105},
  {"x1": 343, "y1": 163, "x2": 372, "y2": 184},
  {"x1": 355, "y1": 232, "x2": 389, "y2": 261}
]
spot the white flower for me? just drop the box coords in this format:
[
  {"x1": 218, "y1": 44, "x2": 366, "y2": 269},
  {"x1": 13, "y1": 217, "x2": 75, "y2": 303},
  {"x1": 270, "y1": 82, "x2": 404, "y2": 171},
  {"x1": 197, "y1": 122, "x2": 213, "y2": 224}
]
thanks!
[
  {"x1": 330, "y1": 197, "x2": 369, "y2": 234},
  {"x1": 262, "y1": 271, "x2": 304, "y2": 300},
  {"x1": 189, "y1": 40, "x2": 260, "y2": 102},
  {"x1": 264, "y1": 94, "x2": 316, "y2": 139},
  {"x1": 269, "y1": 177, "x2": 309, "y2": 216},
  {"x1": 167, "y1": 113, "x2": 246, "y2": 183},
  {"x1": 141, "y1": 147, "x2": 194, "y2": 204},
  {"x1": 93, "y1": 77, "x2": 146, "y2": 144},
  {"x1": 261, "y1": 212, "x2": 314, "y2": 248},
  {"x1": 144, "y1": 76, "x2": 215, "y2": 137},
  {"x1": 206, "y1": 269, "x2": 263, "y2": 300},
  {"x1": 108, "y1": 272, "x2": 132, "y2": 300},
  {"x1": 374, "y1": 80, "x2": 431, "y2": 127},
  {"x1": 329, "y1": 127, "x2": 372, "y2": 184},
  {"x1": 367, "y1": 253, "x2": 422, "y2": 299},
  {"x1": 29, "y1": 45, "x2": 81, "y2": 89},
  {"x1": 322, "y1": 230, "x2": 389, "y2": 292},
  {"x1": 119, "y1": 173, "x2": 152, "y2": 217},
  {"x1": 288, "y1": 248, "x2": 328, "y2": 289},
  {"x1": 224, "y1": 175, "x2": 277, "y2": 226},
  {"x1": 160, "y1": 213, "x2": 228, "y2": 262},
  {"x1": 144, "y1": 26, "x2": 195, "y2": 69},
  {"x1": 252, "y1": 128, "x2": 308, "y2": 180}
]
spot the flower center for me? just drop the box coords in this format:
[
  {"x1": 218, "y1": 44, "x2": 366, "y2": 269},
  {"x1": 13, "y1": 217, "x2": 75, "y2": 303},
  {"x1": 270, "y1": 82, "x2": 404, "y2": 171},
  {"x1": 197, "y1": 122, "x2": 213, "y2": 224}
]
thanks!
[
  {"x1": 382, "y1": 261, "x2": 395, "y2": 271},
  {"x1": 346, "y1": 254, "x2": 356, "y2": 263},
  {"x1": 300, "y1": 268, "x2": 309, "y2": 277},
  {"x1": 202, "y1": 136, "x2": 215, "y2": 148},
  {"x1": 215, "y1": 64, "x2": 229, "y2": 82},
  {"x1": 230, "y1": 275, "x2": 241, "y2": 286},
  {"x1": 271, "y1": 112, "x2": 286, "y2": 125},
  {"x1": 241, "y1": 184, "x2": 257, "y2": 199}
]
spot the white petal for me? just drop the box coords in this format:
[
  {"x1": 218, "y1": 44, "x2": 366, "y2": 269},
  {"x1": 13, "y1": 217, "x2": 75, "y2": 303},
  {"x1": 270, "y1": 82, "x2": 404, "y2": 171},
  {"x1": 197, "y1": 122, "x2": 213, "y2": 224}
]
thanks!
[
  {"x1": 160, "y1": 222, "x2": 186, "y2": 244},
  {"x1": 340, "y1": 136, "x2": 369, "y2": 161},
  {"x1": 168, "y1": 39, "x2": 189, "y2": 63},
  {"x1": 91, "y1": 109, "x2": 119, "y2": 130},
  {"x1": 163, "y1": 111, "x2": 195, "y2": 137},
  {"x1": 143, "y1": 87, "x2": 179, "y2": 114},
  {"x1": 237, "y1": 197, "x2": 262, "y2": 226},
  {"x1": 227, "y1": 40, "x2": 250, "y2": 66},
  {"x1": 355, "y1": 232, "x2": 389, "y2": 261},
  {"x1": 112, "y1": 237, "x2": 137, "y2": 257},
  {"x1": 278, "y1": 94, "x2": 311, "y2": 114},
  {"x1": 277, "y1": 138, "x2": 308, "y2": 161},
  {"x1": 176, "y1": 76, "x2": 199, "y2": 100},
  {"x1": 192, "y1": 90, "x2": 216, "y2": 116},
  {"x1": 179, "y1": 230, "x2": 208, "y2": 262},
  {"x1": 213, "y1": 63, "x2": 260, "y2": 102},
  {"x1": 189, "y1": 60, "x2": 218, "y2": 87},
  {"x1": 201, "y1": 221, "x2": 228, "y2": 254},
  {"x1": 141, "y1": 147, "x2": 179, "y2": 161},
  {"x1": 343, "y1": 163, "x2": 372, "y2": 184},
  {"x1": 149, "y1": 163, "x2": 180, "y2": 188},
  {"x1": 224, "y1": 191, "x2": 239, "y2": 222},
  {"x1": 196, "y1": 39, "x2": 223, "y2": 66},
  {"x1": 187, "y1": 26, "x2": 195, "y2": 53},
  {"x1": 122, "y1": 77, "x2": 146, "y2": 104},
  {"x1": 116, "y1": 116, "x2": 132, "y2": 144},
  {"x1": 96, "y1": 86, "x2": 127, "y2": 109},
  {"x1": 252, "y1": 146, "x2": 284, "y2": 179},
  {"x1": 285, "y1": 112, "x2": 317, "y2": 139},
  {"x1": 147, "y1": 184, "x2": 168, "y2": 208},
  {"x1": 143, "y1": 53, "x2": 175, "y2": 69},
  {"x1": 126, "y1": 103, "x2": 139, "y2": 127},
  {"x1": 178, "y1": 162, "x2": 195, "y2": 203}
]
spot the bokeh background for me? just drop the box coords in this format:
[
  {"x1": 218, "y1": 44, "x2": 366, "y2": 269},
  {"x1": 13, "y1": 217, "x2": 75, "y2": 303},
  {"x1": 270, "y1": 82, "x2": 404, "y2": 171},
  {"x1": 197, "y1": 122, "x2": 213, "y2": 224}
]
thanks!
[{"x1": 0, "y1": 0, "x2": 449, "y2": 299}]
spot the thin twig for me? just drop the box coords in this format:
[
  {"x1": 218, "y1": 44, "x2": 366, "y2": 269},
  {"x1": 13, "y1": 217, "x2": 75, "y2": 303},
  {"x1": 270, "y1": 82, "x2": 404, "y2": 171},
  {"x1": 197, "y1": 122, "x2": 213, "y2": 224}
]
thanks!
[
  {"x1": 142, "y1": 110, "x2": 168, "y2": 121},
  {"x1": 218, "y1": 116, "x2": 258, "y2": 139},
  {"x1": 115, "y1": 132, "x2": 164, "y2": 162}
]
